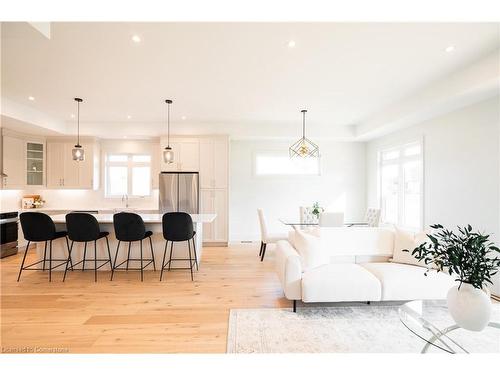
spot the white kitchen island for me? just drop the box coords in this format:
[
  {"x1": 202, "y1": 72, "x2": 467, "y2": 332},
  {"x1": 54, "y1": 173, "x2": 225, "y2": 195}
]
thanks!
[{"x1": 38, "y1": 213, "x2": 216, "y2": 272}]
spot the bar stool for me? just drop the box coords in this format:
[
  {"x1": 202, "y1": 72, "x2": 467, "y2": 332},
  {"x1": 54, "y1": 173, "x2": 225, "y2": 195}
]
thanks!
[
  {"x1": 18, "y1": 212, "x2": 73, "y2": 282},
  {"x1": 111, "y1": 212, "x2": 156, "y2": 281},
  {"x1": 160, "y1": 212, "x2": 198, "y2": 281},
  {"x1": 63, "y1": 212, "x2": 113, "y2": 282}
]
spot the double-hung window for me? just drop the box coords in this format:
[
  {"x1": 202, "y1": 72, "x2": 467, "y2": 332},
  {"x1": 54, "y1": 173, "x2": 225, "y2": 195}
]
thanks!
[
  {"x1": 378, "y1": 140, "x2": 423, "y2": 230},
  {"x1": 105, "y1": 154, "x2": 152, "y2": 197}
]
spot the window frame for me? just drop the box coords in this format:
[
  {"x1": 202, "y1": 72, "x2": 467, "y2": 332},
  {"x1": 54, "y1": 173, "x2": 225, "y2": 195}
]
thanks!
[
  {"x1": 252, "y1": 149, "x2": 322, "y2": 177},
  {"x1": 377, "y1": 138, "x2": 424, "y2": 231},
  {"x1": 104, "y1": 153, "x2": 152, "y2": 198}
]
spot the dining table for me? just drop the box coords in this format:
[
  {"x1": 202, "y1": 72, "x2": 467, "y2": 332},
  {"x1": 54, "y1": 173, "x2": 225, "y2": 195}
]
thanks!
[{"x1": 279, "y1": 218, "x2": 369, "y2": 229}]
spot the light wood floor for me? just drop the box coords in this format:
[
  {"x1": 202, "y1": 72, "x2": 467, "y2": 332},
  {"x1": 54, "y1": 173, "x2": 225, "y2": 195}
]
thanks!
[{"x1": 1, "y1": 243, "x2": 287, "y2": 353}]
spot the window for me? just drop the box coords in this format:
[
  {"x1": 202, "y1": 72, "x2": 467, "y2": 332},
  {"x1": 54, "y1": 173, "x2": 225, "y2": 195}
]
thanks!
[
  {"x1": 255, "y1": 151, "x2": 320, "y2": 176},
  {"x1": 105, "y1": 153, "x2": 152, "y2": 197},
  {"x1": 378, "y1": 141, "x2": 423, "y2": 230}
]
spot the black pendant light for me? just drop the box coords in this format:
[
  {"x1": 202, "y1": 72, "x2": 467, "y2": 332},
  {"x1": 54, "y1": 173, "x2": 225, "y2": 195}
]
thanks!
[
  {"x1": 72, "y1": 98, "x2": 85, "y2": 161},
  {"x1": 289, "y1": 109, "x2": 319, "y2": 158},
  {"x1": 163, "y1": 99, "x2": 174, "y2": 164}
]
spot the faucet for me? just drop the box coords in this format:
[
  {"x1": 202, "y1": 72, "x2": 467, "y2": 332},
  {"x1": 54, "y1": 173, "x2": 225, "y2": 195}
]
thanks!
[{"x1": 122, "y1": 194, "x2": 129, "y2": 208}]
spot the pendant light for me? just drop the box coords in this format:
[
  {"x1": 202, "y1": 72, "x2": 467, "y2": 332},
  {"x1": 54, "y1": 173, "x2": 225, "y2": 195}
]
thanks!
[
  {"x1": 72, "y1": 98, "x2": 85, "y2": 161},
  {"x1": 163, "y1": 99, "x2": 174, "y2": 164},
  {"x1": 289, "y1": 109, "x2": 319, "y2": 158}
]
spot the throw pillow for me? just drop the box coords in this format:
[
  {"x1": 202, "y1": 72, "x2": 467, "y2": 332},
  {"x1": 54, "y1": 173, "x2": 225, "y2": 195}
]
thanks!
[
  {"x1": 294, "y1": 229, "x2": 329, "y2": 271},
  {"x1": 391, "y1": 227, "x2": 430, "y2": 268}
]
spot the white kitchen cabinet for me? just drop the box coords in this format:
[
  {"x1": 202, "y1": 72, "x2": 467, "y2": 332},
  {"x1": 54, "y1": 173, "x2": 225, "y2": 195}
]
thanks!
[
  {"x1": 46, "y1": 139, "x2": 99, "y2": 189},
  {"x1": 200, "y1": 188, "x2": 228, "y2": 244},
  {"x1": 2, "y1": 135, "x2": 26, "y2": 188},
  {"x1": 159, "y1": 138, "x2": 199, "y2": 172},
  {"x1": 199, "y1": 137, "x2": 228, "y2": 189}
]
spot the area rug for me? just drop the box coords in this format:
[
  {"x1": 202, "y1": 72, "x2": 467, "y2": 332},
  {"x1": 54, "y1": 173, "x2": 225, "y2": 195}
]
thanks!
[{"x1": 226, "y1": 303, "x2": 500, "y2": 353}]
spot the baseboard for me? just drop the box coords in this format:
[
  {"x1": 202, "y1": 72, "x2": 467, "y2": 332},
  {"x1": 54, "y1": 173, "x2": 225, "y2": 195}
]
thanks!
[{"x1": 203, "y1": 242, "x2": 228, "y2": 247}]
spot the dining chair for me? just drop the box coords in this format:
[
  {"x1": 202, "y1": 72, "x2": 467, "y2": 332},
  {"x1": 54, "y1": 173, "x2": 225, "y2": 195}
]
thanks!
[
  {"x1": 18, "y1": 212, "x2": 73, "y2": 282},
  {"x1": 257, "y1": 209, "x2": 287, "y2": 262},
  {"x1": 112, "y1": 212, "x2": 156, "y2": 281},
  {"x1": 364, "y1": 208, "x2": 381, "y2": 227},
  {"x1": 319, "y1": 212, "x2": 344, "y2": 227},
  {"x1": 63, "y1": 212, "x2": 113, "y2": 282},
  {"x1": 159, "y1": 212, "x2": 198, "y2": 281},
  {"x1": 299, "y1": 206, "x2": 317, "y2": 224}
]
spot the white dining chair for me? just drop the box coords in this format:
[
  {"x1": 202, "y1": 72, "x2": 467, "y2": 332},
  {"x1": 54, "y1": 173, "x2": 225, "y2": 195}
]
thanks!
[
  {"x1": 257, "y1": 209, "x2": 287, "y2": 262},
  {"x1": 364, "y1": 208, "x2": 381, "y2": 227},
  {"x1": 319, "y1": 212, "x2": 344, "y2": 227},
  {"x1": 299, "y1": 206, "x2": 317, "y2": 224}
]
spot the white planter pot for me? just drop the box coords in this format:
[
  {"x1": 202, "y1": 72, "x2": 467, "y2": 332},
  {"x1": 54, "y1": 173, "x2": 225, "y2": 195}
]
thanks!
[{"x1": 446, "y1": 283, "x2": 491, "y2": 332}]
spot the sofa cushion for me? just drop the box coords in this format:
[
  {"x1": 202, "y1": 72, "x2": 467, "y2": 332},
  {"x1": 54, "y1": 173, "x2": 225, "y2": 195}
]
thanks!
[
  {"x1": 391, "y1": 227, "x2": 429, "y2": 267},
  {"x1": 294, "y1": 229, "x2": 329, "y2": 271},
  {"x1": 360, "y1": 262, "x2": 455, "y2": 301},
  {"x1": 301, "y1": 263, "x2": 382, "y2": 302}
]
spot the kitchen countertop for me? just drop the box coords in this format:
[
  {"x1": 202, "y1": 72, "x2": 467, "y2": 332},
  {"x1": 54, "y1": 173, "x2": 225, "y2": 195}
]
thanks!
[{"x1": 50, "y1": 213, "x2": 216, "y2": 224}]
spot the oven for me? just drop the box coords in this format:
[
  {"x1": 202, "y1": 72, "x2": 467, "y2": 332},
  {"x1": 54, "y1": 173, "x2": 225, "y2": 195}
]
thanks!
[{"x1": 1, "y1": 211, "x2": 18, "y2": 258}]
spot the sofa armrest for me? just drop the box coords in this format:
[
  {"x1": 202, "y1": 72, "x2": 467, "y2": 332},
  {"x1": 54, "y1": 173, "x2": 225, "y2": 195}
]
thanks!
[{"x1": 275, "y1": 240, "x2": 302, "y2": 300}]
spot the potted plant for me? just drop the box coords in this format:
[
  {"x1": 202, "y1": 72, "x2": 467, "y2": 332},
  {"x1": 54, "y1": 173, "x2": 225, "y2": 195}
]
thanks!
[
  {"x1": 405, "y1": 224, "x2": 500, "y2": 331},
  {"x1": 311, "y1": 202, "x2": 324, "y2": 221}
]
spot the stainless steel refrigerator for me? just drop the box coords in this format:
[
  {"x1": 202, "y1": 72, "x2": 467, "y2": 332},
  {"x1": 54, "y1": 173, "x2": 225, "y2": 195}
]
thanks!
[{"x1": 159, "y1": 172, "x2": 199, "y2": 214}]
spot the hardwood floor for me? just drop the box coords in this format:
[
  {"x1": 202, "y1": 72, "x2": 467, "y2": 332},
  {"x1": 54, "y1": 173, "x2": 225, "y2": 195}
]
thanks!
[{"x1": 1, "y1": 243, "x2": 287, "y2": 353}]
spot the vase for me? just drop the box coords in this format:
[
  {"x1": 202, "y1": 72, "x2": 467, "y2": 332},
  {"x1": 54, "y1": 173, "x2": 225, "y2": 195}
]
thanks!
[{"x1": 446, "y1": 282, "x2": 491, "y2": 331}]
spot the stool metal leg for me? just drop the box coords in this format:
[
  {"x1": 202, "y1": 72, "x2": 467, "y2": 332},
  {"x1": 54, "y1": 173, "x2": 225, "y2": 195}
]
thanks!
[
  {"x1": 63, "y1": 241, "x2": 74, "y2": 282},
  {"x1": 160, "y1": 240, "x2": 168, "y2": 281},
  {"x1": 65, "y1": 236, "x2": 74, "y2": 271},
  {"x1": 187, "y1": 239, "x2": 194, "y2": 281},
  {"x1": 111, "y1": 241, "x2": 120, "y2": 281},
  {"x1": 126, "y1": 242, "x2": 131, "y2": 271},
  {"x1": 82, "y1": 242, "x2": 87, "y2": 271},
  {"x1": 42, "y1": 241, "x2": 47, "y2": 270},
  {"x1": 17, "y1": 241, "x2": 30, "y2": 282},
  {"x1": 105, "y1": 236, "x2": 112, "y2": 269},
  {"x1": 94, "y1": 240, "x2": 97, "y2": 282},
  {"x1": 192, "y1": 238, "x2": 199, "y2": 271},
  {"x1": 140, "y1": 239, "x2": 144, "y2": 282},
  {"x1": 149, "y1": 236, "x2": 156, "y2": 271},
  {"x1": 168, "y1": 242, "x2": 174, "y2": 271},
  {"x1": 49, "y1": 240, "x2": 53, "y2": 282}
]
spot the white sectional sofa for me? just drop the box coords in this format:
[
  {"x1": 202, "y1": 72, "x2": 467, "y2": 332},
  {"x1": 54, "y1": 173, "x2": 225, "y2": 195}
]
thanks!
[{"x1": 275, "y1": 227, "x2": 456, "y2": 311}]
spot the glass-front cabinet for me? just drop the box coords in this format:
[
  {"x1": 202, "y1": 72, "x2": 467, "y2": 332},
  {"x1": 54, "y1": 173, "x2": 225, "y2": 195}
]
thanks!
[{"x1": 26, "y1": 142, "x2": 44, "y2": 186}]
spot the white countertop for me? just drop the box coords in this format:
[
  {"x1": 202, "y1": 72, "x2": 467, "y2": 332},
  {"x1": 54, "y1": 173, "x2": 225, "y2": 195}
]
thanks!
[{"x1": 50, "y1": 213, "x2": 216, "y2": 224}]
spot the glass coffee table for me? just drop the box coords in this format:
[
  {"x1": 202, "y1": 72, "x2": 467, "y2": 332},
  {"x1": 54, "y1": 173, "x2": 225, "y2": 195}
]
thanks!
[{"x1": 399, "y1": 300, "x2": 500, "y2": 353}]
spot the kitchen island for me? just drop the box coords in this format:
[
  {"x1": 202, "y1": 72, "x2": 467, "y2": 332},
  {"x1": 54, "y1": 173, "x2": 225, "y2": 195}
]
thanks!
[{"x1": 37, "y1": 213, "x2": 216, "y2": 272}]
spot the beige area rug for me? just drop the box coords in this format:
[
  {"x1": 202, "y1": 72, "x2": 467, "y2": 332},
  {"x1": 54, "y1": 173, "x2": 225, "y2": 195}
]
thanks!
[{"x1": 227, "y1": 302, "x2": 500, "y2": 353}]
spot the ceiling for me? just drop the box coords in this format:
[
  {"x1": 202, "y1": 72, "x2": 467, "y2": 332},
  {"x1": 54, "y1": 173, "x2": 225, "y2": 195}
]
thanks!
[{"x1": 1, "y1": 22, "x2": 499, "y2": 139}]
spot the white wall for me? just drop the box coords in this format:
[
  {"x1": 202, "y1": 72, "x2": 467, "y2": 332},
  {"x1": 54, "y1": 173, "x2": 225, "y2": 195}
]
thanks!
[
  {"x1": 366, "y1": 97, "x2": 500, "y2": 295},
  {"x1": 230, "y1": 139, "x2": 366, "y2": 241}
]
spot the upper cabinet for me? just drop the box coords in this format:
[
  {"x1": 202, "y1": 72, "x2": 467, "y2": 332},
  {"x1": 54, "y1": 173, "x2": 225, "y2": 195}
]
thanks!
[
  {"x1": 2, "y1": 135, "x2": 26, "y2": 189},
  {"x1": 46, "y1": 139, "x2": 100, "y2": 189},
  {"x1": 26, "y1": 142, "x2": 45, "y2": 186},
  {"x1": 199, "y1": 137, "x2": 228, "y2": 189},
  {"x1": 159, "y1": 137, "x2": 200, "y2": 172}
]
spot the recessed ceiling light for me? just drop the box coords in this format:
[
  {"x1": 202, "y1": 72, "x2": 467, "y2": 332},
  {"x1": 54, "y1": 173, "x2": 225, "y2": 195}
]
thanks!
[
  {"x1": 131, "y1": 35, "x2": 141, "y2": 43},
  {"x1": 123, "y1": 136, "x2": 128, "y2": 139},
  {"x1": 28, "y1": 96, "x2": 35, "y2": 101},
  {"x1": 288, "y1": 40, "x2": 296, "y2": 48},
  {"x1": 181, "y1": 116, "x2": 187, "y2": 120},
  {"x1": 445, "y1": 45, "x2": 455, "y2": 53},
  {"x1": 70, "y1": 114, "x2": 75, "y2": 118},
  {"x1": 127, "y1": 115, "x2": 132, "y2": 119}
]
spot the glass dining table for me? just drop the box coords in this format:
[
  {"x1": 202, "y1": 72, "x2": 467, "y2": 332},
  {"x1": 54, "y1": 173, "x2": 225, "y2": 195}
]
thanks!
[{"x1": 279, "y1": 218, "x2": 369, "y2": 228}]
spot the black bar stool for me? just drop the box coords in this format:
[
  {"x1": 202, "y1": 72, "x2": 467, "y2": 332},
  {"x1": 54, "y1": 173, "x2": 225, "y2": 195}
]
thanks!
[
  {"x1": 111, "y1": 212, "x2": 156, "y2": 281},
  {"x1": 18, "y1": 212, "x2": 73, "y2": 282},
  {"x1": 63, "y1": 212, "x2": 113, "y2": 282},
  {"x1": 160, "y1": 212, "x2": 198, "y2": 281}
]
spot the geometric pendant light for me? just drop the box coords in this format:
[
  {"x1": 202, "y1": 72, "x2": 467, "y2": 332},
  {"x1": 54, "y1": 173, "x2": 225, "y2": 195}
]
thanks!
[
  {"x1": 289, "y1": 109, "x2": 319, "y2": 158},
  {"x1": 72, "y1": 97, "x2": 85, "y2": 161},
  {"x1": 162, "y1": 99, "x2": 174, "y2": 164}
]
